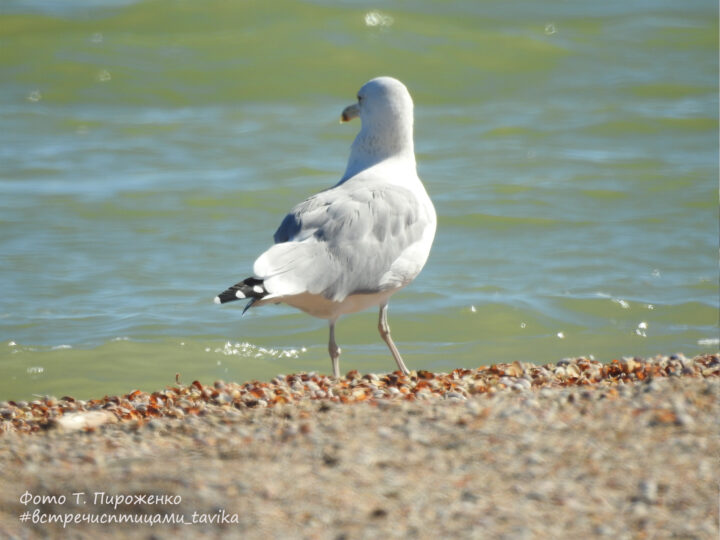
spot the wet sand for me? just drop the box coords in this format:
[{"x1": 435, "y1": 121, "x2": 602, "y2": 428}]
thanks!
[{"x1": 0, "y1": 354, "x2": 718, "y2": 539}]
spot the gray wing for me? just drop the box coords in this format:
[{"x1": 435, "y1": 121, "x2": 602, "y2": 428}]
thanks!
[
  {"x1": 255, "y1": 181, "x2": 427, "y2": 302},
  {"x1": 272, "y1": 191, "x2": 330, "y2": 244}
]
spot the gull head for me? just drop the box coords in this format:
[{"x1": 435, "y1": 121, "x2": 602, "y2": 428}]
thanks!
[
  {"x1": 341, "y1": 76, "x2": 414, "y2": 128},
  {"x1": 340, "y1": 77, "x2": 416, "y2": 180}
]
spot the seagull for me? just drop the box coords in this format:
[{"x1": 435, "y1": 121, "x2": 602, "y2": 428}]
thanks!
[{"x1": 215, "y1": 76, "x2": 436, "y2": 378}]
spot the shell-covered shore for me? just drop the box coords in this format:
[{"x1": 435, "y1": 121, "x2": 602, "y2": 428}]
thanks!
[
  {"x1": 0, "y1": 354, "x2": 718, "y2": 539},
  {"x1": 1, "y1": 353, "x2": 718, "y2": 435}
]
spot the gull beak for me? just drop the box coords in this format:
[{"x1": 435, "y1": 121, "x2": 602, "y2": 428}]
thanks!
[{"x1": 340, "y1": 103, "x2": 359, "y2": 123}]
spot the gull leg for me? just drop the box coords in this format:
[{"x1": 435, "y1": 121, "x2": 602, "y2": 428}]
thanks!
[
  {"x1": 328, "y1": 320, "x2": 342, "y2": 378},
  {"x1": 378, "y1": 303, "x2": 410, "y2": 375}
]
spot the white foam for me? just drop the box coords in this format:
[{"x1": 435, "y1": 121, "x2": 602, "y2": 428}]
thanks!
[
  {"x1": 364, "y1": 10, "x2": 394, "y2": 27},
  {"x1": 612, "y1": 298, "x2": 630, "y2": 309},
  {"x1": 205, "y1": 341, "x2": 306, "y2": 359}
]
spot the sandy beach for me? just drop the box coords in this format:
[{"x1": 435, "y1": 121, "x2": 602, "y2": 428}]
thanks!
[{"x1": 0, "y1": 353, "x2": 717, "y2": 539}]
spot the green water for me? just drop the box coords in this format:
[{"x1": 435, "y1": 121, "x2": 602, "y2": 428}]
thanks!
[{"x1": 1, "y1": 0, "x2": 717, "y2": 400}]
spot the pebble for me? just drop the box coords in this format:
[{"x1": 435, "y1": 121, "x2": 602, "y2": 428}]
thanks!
[
  {"x1": 638, "y1": 479, "x2": 658, "y2": 504},
  {"x1": 51, "y1": 411, "x2": 117, "y2": 431}
]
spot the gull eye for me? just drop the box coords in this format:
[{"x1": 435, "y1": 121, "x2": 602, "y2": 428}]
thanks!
[{"x1": 357, "y1": 95, "x2": 363, "y2": 102}]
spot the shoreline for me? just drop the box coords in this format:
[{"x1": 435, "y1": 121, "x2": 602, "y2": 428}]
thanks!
[
  {"x1": 0, "y1": 353, "x2": 717, "y2": 435},
  {"x1": 0, "y1": 353, "x2": 717, "y2": 538}
]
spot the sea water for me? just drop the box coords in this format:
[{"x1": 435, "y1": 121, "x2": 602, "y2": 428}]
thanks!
[{"x1": 1, "y1": 0, "x2": 717, "y2": 399}]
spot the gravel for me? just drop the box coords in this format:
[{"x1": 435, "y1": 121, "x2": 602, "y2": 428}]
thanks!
[{"x1": 0, "y1": 353, "x2": 717, "y2": 539}]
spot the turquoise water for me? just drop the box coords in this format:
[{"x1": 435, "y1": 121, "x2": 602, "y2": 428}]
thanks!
[{"x1": 1, "y1": 1, "x2": 717, "y2": 400}]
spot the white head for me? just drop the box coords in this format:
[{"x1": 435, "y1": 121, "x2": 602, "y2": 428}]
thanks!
[{"x1": 340, "y1": 76, "x2": 415, "y2": 181}]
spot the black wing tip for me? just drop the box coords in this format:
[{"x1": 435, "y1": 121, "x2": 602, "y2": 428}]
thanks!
[
  {"x1": 214, "y1": 291, "x2": 237, "y2": 304},
  {"x1": 214, "y1": 277, "x2": 268, "y2": 306}
]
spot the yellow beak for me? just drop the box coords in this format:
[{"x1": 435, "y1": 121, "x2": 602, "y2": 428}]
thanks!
[{"x1": 340, "y1": 103, "x2": 359, "y2": 123}]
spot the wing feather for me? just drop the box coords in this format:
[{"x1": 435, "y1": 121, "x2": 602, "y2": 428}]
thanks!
[{"x1": 256, "y1": 175, "x2": 430, "y2": 302}]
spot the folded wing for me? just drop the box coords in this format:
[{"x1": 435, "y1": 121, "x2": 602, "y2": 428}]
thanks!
[{"x1": 255, "y1": 177, "x2": 431, "y2": 303}]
